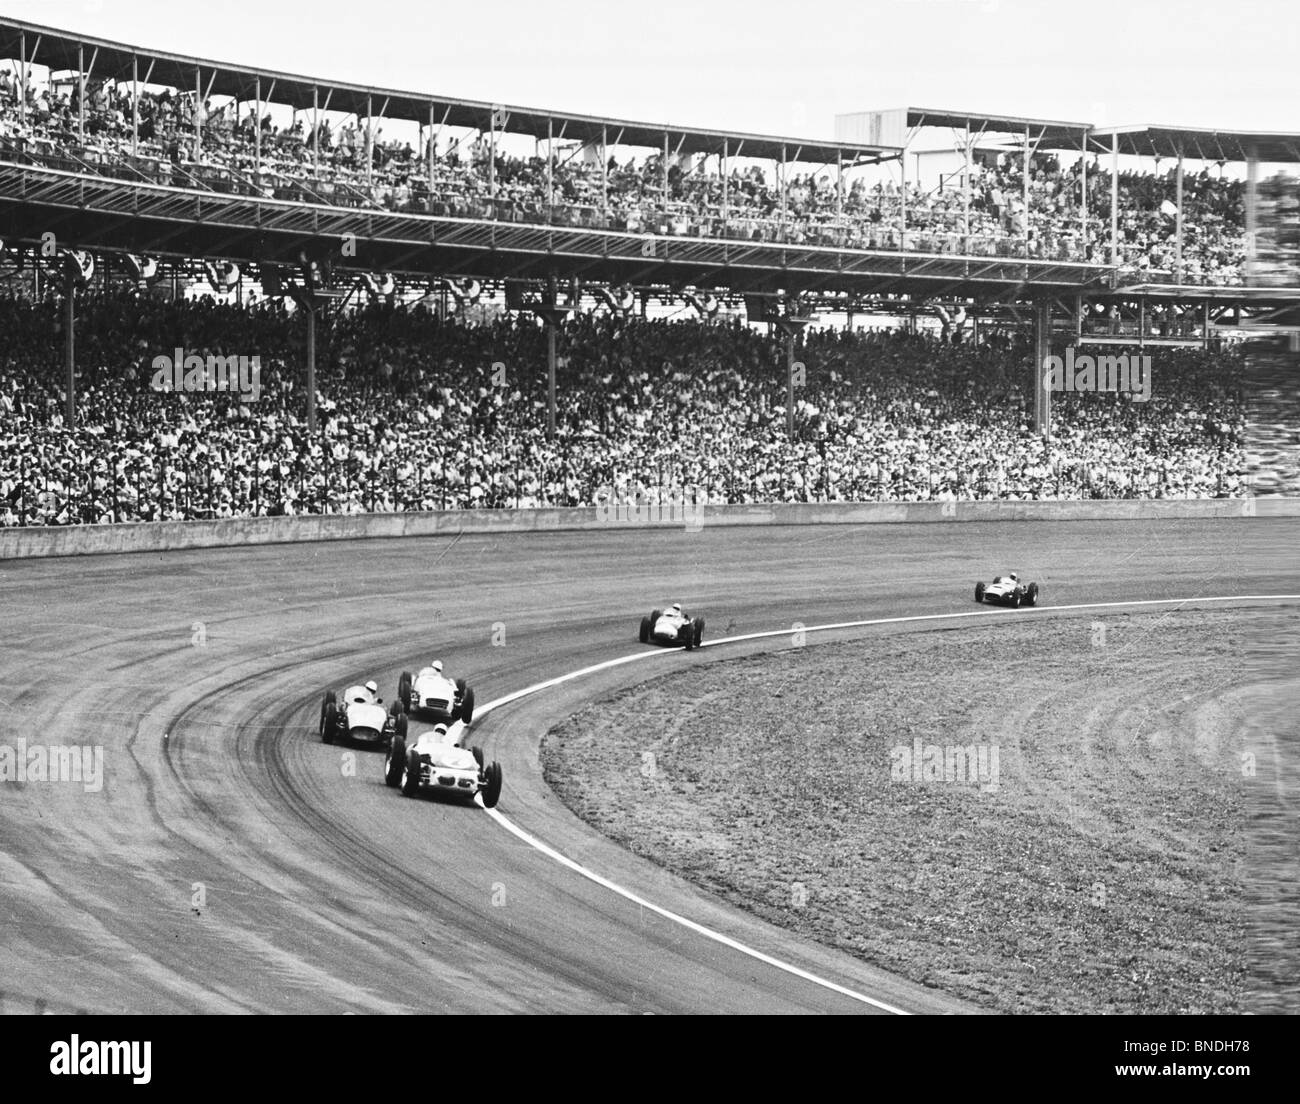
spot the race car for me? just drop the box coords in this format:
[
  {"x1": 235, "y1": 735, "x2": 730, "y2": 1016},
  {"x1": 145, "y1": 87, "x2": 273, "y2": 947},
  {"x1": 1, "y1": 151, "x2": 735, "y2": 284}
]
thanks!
[
  {"x1": 974, "y1": 573, "x2": 1040, "y2": 608},
  {"x1": 397, "y1": 661, "x2": 475, "y2": 725},
  {"x1": 320, "y1": 681, "x2": 408, "y2": 747},
  {"x1": 384, "y1": 719, "x2": 503, "y2": 808},
  {"x1": 638, "y1": 603, "x2": 705, "y2": 651}
]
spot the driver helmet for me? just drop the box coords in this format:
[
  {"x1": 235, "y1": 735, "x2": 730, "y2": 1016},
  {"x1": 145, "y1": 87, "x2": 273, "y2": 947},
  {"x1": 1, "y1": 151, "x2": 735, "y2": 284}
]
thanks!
[
  {"x1": 364, "y1": 680, "x2": 378, "y2": 695},
  {"x1": 671, "y1": 603, "x2": 682, "y2": 615},
  {"x1": 432, "y1": 723, "x2": 448, "y2": 737},
  {"x1": 1008, "y1": 573, "x2": 1019, "y2": 583},
  {"x1": 430, "y1": 660, "x2": 443, "y2": 674}
]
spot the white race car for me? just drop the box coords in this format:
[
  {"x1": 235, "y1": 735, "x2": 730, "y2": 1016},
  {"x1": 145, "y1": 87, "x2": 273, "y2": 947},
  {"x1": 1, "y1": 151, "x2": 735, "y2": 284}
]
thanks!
[
  {"x1": 639, "y1": 604, "x2": 705, "y2": 650},
  {"x1": 320, "y1": 683, "x2": 407, "y2": 747},
  {"x1": 974, "y1": 573, "x2": 1040, "y2": 608},
  {"x1": 397, "y1": 663, "x2": 475, "y2": 725},
  {"x1": 384, "y1": 719, "x2": 503, "y2": 808}
]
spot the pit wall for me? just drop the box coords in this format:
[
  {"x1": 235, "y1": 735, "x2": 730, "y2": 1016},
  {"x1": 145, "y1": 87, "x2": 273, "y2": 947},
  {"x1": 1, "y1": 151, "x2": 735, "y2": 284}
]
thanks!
[{"x1": 2, "y1": 498, "x2": 1296, "y2": 560}]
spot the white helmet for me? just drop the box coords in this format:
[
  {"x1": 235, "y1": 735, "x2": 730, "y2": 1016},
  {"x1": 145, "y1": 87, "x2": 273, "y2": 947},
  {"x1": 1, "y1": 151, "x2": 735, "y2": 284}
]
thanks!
[
  {"x1": 431, "y1": 660, "x2": 443, "y2": 673},
  {"x1": 364, "y1": 680, "x2": 378, "y2": 694},
  {"x1": 671, "y1": 603, "x2": 682, "y2": 614},
  {"x1": 1009, "y1": 573, "x2": 1018, "y2": 583},
  {"x1": 432, "y1": 723, "x2": 448, "y2": 737}
]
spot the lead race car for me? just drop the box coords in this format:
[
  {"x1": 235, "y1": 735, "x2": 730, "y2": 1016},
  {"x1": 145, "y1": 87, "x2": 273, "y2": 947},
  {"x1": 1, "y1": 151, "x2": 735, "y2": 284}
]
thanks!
[
  {"x1": 397, "y1": 660, "x2": 475, "y2": 725},
  {"x1": 974, "y1": 573, "x2": 1040, "y2": 608},
  {"x1": 639, "y1": 603, "x2": 705, "y2": 650},
  {"x1": 384, "y1": 719, "x2": 503, "y2": 808},
  {"x1": 320, "y1": 680, "x2": 407, "y2": 746}
]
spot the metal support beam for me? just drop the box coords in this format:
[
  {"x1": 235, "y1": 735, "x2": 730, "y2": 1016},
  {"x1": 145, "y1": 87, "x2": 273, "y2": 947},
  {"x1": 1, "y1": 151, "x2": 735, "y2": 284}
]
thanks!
[
  {"x1": 64, "y1": 275, "x2": 76, "y2": 427},
  {"x1": 305, "y1": 303, "x2": 317, "y2": 434},
  {"x1": 1033, "y1": 299, "x2": 1052, "y2": 438},
  {"x1": 1079, "y1": 134, "x2": 1088, "y2": 257},
  {"x1": 1175, "y1": 148, "x2": 1184, "y2": 280},
  {"x1": 547, "y1": 322, "x2": 557, "y2": 439},
  {"x1": 78, "y1": 44, "x2": 85, "y2": 144},
  {"x1": 1110, "y1": 131, "x2": 1119, "y2": 269}
]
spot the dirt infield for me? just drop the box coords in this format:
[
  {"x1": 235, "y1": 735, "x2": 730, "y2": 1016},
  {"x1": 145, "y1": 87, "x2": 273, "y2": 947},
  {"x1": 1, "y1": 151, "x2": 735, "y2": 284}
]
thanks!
[{"x1": 543, "y1": 607, "x2": 1297, "y2": 1014}]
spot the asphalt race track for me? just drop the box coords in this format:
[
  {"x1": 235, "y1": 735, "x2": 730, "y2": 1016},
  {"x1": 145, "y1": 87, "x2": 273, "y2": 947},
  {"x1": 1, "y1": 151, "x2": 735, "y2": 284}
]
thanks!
[{"x1": 1, "y1": 518, "x2": 1296, "y2": 1014}]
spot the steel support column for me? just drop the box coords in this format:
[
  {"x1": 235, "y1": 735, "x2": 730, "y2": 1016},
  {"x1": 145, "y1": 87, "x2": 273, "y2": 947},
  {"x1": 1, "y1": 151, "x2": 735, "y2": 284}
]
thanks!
[
  {"x1": 64, "y1": 276, "x2": 76, "y2": 427},
  {"x1": 1110, "y1": 132, "x2": 1119, "y2": 269},
  {"x1": 1033, "y1": 299, "x2": 1052, "y2": 438},
  {"x1": 305, "y1": 304, "x2": 317, "y2": 434},
  {"x1": 1175, "y1": 148, "x2": 1184, "y2": 280}
]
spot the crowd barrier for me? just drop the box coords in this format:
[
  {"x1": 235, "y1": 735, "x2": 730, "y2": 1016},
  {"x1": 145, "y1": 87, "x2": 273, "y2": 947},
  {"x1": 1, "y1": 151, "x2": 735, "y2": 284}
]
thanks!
[{"x1": 1, "y1": 498, "x2": 1295, "y2": 560}]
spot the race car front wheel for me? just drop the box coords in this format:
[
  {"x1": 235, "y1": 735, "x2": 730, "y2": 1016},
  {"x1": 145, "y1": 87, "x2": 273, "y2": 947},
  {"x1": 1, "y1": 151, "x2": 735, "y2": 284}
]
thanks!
[
  {"x1": 401, "y1": 749, "x2": 421, "y2": 797},
  {"x1": 481, "y1": 762, "x2": 503, "y2": 809},
  {"x1": 384, "y1": 737, "x2": 406, "y2": 788},
  {"x1": 321, "y1": 700, "x2": 338, "y2": 744}
]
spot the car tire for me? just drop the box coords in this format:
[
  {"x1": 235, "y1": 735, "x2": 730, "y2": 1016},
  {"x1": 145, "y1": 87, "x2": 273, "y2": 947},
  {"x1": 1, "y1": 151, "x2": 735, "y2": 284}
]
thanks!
[
  {"x1": 319, "y1": 690, "x2": 336, "y2": 737},
  {"x1": 401, "y1": 748, "x2": 421, "y2": 797},
  {"x1": 384, "y1": 736, "x2": 406, "y2": 787},
  {"x1": 650, "y1": 609, "x2": 662, "y2": 628},
  {"x1": 683, "y1": 626, "x2": 694, "y2": 651},
  {"x1": 398, "y1": 670, "x2": 413, "y2": 712},
  {"x1": 1026, "y1": 582, "x2": 1039, "y2": 607},
  {"x1": 321, "y1": 700, "x2": 337, "y2": 744},
  {"x1": 975, "y1": 582, "x2": 985, "y2": 603},
  {"x1": 1010, "y1": 590, "x2": 1022, "y2": 609},
  {"x1": 481, "y1": 762, "x2": 503, "y2": 809},
  {"x1": 693, "y1": 616, "x2": 705, "y2": 649},
  {"x1": 639, "y1": 616, "x2": 651, "y2": 644},
  {"x1": 458, "y1": 686, "x2": 475, "y2": 726},
  {"x1": 471, "y1": 746, "x2": 485, "y2": 769},
  {"x1": 394, "y1": 714, "x2": 408, "y2": 741}
]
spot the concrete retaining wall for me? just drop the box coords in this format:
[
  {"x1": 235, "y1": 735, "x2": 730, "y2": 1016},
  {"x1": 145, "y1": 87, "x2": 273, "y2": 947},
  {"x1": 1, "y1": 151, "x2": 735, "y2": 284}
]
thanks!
[{"x1": 2, "y1": 498, "x2": 1295, "y2": 560}]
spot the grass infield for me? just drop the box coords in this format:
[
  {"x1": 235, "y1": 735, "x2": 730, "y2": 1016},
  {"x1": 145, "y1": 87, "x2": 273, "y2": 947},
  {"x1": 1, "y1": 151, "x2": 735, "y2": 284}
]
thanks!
[{"x1": 542, "y1": 608, "x2": 1297, "y2": 1013}]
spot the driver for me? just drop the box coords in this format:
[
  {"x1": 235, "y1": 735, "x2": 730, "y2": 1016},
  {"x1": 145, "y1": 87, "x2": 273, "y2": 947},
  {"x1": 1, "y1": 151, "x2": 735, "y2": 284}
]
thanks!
[
  {"x1": 427, "y1": 660, "x2": 444, "y2": 676},
  {"x1": 670, "y1": 603, "x2": 684, "y2": 618},
  {"x1": 1008, "y1": 574, "x2": 1019, "y2": 584},
  {"x1": 362, "y1": 680, "x2": 380, "y2": 702}
]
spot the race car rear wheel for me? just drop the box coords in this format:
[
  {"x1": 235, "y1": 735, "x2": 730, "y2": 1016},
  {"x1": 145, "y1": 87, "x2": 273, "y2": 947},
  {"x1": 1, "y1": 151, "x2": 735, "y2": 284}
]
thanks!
[
  {"x1": 398, "y1": 671, "x2": 413, "y2": 712},
  {"x1": 693, "y1": 617, "x2": 705, "y2": 649},
  {"x1": 481, "y1": 762, "x2": 503, "y2": 809},
  {"x1": 401, "y1": 749, "x2": 421, "y2": 797},
  {"x1": 394, "y1": 714, "x2": 408, "y2": 741},
  {"x1": 1010, "y1": 590, "x2": 1022, "y2": 609},
  {"x1": 457, "y1": 686, "x2": 475, "y2": 726},
  {"x1": 384, "y1": 736, "x2": 406, "y2": 788},
  {"x1": 321, "y1": 700, "x2": 338, "y2": 744},
  {"x1": 975, "y1": 582, "x2": 985, "y2": 603},
  {"x1": 1026, "y1": 582, "x2": 1039, "y2": 607},
  {"x1": 639, "y1": 616, "x2": 651, "y2": 644},
  {"x1": 319, "y1": 690, "x2": 336, "y2": 737}
]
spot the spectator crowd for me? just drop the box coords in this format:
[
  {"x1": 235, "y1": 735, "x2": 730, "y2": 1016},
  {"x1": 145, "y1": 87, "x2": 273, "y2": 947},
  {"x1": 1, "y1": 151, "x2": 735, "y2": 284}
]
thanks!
[
  {"x1": 0, "y1": 291, "x2": 1247, "y2": 527},
  {"x1": 0, "y1": 64, "x2": 1253, "y2": 284}
]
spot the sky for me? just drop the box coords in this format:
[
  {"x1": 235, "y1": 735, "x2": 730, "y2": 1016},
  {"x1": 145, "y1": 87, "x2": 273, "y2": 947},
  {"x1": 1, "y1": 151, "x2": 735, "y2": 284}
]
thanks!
[{"x1": 1, "y1": 0, "x2": 1297, "y2": 140}]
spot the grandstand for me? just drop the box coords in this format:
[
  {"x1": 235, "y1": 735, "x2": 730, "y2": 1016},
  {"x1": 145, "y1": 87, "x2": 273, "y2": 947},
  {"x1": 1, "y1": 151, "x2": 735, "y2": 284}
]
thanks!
[{"x1": 0, "y1": 14, "x2": 1297, "y2": 526}]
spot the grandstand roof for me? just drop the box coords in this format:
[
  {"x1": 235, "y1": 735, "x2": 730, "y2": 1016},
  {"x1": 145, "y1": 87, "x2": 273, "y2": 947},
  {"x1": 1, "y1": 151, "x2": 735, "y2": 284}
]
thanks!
[
  {"x1": 1083, "y1": 125, "x2": 1300, "y2": 163},
  {"x1": 0, "y1": 17, "x2": 898, "y2": 165},
  {"x1": 836, "y1": 107, "x2": 1092, "y2": 147}
]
